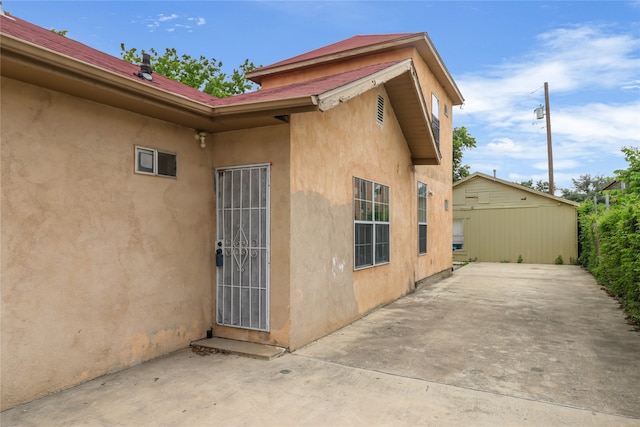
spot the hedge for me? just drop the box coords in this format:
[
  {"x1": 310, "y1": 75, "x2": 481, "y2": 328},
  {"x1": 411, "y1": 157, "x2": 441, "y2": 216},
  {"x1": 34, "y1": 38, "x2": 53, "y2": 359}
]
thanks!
[{"x1": 578, "y1": 147, "x2": 640, "y2": 323}]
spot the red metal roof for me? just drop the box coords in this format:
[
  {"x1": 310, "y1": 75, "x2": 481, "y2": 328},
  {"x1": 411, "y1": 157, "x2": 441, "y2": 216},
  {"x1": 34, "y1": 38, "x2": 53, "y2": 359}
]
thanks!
[
  {"x1": 213, "y1": 60, "x2": 403, "y2": 107},
  {"x1": 0, "y1": 14, "x2": 217, "y2": 105},
  {"x1": 253, "y1": 33, "x2": 420, "y2": 73}
]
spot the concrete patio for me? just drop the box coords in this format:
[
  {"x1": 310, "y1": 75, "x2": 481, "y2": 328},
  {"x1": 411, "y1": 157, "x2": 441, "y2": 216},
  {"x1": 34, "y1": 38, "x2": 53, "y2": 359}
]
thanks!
[{"x1": 2, "y1": 263, "x2": 639, "y2": 426}]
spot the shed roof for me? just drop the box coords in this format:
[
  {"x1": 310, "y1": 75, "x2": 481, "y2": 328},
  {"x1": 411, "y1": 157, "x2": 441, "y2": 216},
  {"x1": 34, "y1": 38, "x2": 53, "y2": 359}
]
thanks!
[
  {"x1": 454, "y1": 172, "x2": 580, "y2": 207},
  {"x1": 601, "y1": 180, "x2": 624, "y2": 191}
]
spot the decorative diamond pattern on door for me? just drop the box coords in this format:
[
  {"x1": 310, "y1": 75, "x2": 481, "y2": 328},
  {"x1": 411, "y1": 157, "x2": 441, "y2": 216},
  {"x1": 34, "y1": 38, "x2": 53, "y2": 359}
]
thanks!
[{"x1": 216, "y1": 165, "x2": 270, "y2": 331}]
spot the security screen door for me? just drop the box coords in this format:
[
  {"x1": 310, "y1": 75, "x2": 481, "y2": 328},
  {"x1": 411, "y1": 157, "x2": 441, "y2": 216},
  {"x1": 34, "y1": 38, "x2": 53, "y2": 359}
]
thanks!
[{"x1": 216, "y1": 164, "x2": 270, "y2": 331}]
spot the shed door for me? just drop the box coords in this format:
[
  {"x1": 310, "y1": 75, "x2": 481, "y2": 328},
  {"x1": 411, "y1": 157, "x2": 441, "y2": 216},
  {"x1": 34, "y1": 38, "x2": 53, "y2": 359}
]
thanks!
[{"x1": 216, "y1": 165, "x2": 270, "y2": 331}]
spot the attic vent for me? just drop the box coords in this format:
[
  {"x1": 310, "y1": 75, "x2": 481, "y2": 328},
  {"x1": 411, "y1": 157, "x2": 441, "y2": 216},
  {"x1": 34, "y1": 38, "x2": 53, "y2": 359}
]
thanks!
[{"x1": 376, "y1": 95, "x2": 385, "y2": 125}]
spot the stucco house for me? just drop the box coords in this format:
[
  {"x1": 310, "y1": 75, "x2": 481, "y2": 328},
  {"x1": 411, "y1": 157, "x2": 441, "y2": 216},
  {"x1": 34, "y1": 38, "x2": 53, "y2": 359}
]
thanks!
[
  {"x1": 452, "y1": 172, "x2": 579, "y2": 264},
  {"x1": 1, "y1": 12, "x2": 463, "y2": 409}
]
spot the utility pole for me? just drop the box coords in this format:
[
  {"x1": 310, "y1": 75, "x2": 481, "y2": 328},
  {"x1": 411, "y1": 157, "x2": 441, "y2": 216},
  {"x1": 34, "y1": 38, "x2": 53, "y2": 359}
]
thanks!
[{"x1": 544, "y1": 82, "x2": 554, "y2": 195}]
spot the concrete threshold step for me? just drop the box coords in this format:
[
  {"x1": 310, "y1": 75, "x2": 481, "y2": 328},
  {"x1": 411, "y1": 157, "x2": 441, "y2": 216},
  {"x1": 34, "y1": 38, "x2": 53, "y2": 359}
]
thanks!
[{"x1": 190, "y1": 337, "x2": 286, "y2": 361}]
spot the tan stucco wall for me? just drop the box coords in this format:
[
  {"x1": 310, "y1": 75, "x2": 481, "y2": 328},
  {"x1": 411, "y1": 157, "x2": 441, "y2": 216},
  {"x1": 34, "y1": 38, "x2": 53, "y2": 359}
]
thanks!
[
  {"x1": 452, "y1": 178, "x2": 579, "y2": 264},
  {"x1": 260, "y1": 47, "x2": 458, "y2": 301},
  {"x1": 210, "y1": 125, "x2": 291, "y2": 347},
  {"x1": 413, "y1": 52, "x2": 455, "y2": 278},
  {"x1": 1, "y1": 78, "x2": 213, "y2": 409},
  {"x1": 288, "y1": 87, "x2": 453, "y2": 350}
]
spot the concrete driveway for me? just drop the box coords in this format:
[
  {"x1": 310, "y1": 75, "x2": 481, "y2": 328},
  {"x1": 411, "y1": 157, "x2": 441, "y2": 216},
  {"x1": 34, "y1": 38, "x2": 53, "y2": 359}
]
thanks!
[{"x1": 2, "y1": 263, "x2": 639, "y2": 426}]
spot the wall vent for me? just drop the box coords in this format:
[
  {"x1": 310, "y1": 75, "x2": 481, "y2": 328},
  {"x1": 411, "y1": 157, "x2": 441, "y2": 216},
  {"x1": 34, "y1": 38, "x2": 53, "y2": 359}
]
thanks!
[{"x1": 376, "y1": 95, "x2": 385, "y2": 126}]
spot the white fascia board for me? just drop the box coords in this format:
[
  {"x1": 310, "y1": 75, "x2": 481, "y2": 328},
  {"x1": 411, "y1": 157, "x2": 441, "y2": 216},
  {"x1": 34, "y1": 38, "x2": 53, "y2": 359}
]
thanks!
[
  {"x1": 212, "y1": 95, "x2": 319, "y2": 116},
  {"x1": 316, "y1": 59, "x2": 413, "y2": 112}
]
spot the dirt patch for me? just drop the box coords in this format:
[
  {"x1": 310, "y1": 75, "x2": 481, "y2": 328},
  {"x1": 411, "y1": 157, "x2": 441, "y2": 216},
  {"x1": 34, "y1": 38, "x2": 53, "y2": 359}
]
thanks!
[{"x1": 191, "y1": 345, "x2": 221, "y2": 356}]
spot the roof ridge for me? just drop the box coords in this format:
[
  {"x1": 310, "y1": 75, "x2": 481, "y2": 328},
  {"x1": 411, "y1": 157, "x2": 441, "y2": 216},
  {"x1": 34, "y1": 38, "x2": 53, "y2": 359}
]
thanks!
[
  {"x1": 214, "y1": 59, "x2": 407, "y2": 107},
  {"x1": 247, "y1": 32, "x2": 424, "y2": 81},
  {"x1": 455, "y1": 172, "x2": 580, "y2": 206}
]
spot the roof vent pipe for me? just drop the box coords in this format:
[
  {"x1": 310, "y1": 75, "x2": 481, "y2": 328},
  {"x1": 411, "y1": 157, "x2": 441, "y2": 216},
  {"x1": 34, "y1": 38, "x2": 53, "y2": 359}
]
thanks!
[{"x1": 137, "y1": 53, "x2": 153, "y2": 81}]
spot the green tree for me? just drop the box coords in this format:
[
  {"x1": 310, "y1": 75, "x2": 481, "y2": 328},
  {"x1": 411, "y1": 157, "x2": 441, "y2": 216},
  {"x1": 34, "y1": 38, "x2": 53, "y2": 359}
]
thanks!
[
  {"x1": 612, "y1": 148, "x2": 639, "y2": 191},
  {"x1": 452, "y1": 126, "x2": 477, "y2": 182},
  {"x1": 120, "y1": 45, "x2": 258, "y2": 98},
  {"x1": 578, "y1": 147, "x2": 640, "y2": 322},
  {"x1": 50, "y1": 28, "x2": 68, "y2": 36},
  {"x1": 560, "y1": 174, "x2": 610, "y2": 202},
  {"x1": 517, "y1": 179, "x2": 549, "y2": 193}
]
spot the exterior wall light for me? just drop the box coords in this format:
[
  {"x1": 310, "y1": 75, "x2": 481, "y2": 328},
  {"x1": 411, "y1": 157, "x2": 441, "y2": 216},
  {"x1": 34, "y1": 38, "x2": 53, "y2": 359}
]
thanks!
[{"x1": 194, "y1": 131, "x2": 207, "y2": 148}]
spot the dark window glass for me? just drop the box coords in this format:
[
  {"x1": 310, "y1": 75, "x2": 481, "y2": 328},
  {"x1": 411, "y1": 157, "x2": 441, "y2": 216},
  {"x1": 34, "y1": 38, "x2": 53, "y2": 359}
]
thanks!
[
  {"x1": 375, "y1": 224, "x2": 390, "y2": 264},
  {"x1": 157, "y1": 151, "x2": 177, "y2": 177},
  {"x1": 355, "y1": 223, "x2": 373, "y2": 268},
  {"x1": 419, "y1": 224, "x2": 427, "y2": 254},
  {"x1": 418, "y1": 182, "x2": 428, "y2": 254}
]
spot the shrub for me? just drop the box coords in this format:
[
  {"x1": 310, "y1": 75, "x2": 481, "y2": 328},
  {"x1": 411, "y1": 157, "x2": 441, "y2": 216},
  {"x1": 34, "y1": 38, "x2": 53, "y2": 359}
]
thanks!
[{"x1": 578, "y1": 147, "x2": 640, "y2": 323}]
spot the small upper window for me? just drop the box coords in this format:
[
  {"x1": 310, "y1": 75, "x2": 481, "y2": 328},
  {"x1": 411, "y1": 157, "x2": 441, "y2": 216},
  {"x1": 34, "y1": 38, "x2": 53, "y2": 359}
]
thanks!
[
  {"x1": 135, "y1": 146, "x2": 177, "y2": 178},
  {"x1": 431, "y1": 94, "x2": 440, "y2": 150},
  {"x1": 431, "y1": 94, "x2": 439, "y2": 120}
]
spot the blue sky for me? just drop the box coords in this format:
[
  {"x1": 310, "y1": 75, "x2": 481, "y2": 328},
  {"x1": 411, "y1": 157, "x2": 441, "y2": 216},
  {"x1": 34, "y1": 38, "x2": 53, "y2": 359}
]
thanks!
[{"x1": 6, "y1": 1, "x2": 640, "y2": 192}]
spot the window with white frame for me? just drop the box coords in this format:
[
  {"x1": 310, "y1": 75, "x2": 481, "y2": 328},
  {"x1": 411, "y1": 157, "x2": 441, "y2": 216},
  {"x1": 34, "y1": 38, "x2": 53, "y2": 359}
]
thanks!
[
  {"x1": 135, "y1": 146, "x2": 177, "y2": 178},
  {"x1": 354, "y1": 177, "x2": 390, "y2": 269},
  {"x1": 418, "y1": 182, "x2": 428, "y2": 254}
]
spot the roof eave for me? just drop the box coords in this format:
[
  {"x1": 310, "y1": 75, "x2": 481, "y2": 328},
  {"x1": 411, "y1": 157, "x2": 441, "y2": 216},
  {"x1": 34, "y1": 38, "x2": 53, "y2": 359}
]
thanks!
[
  {"x1": 0, "y1": 33, "x2": 218, "y2": 131},
  {"x1": 317, "y1": 59, "x2": 440, "y2": 165},
  {"x1": 247, "y1": 33, "x2": 464, "y2": 106},
  {"x1": 213, "y1": 95, "x2": 319, "y2": 116},
  {"x1": 415, "y1": 33, "x2": 464, "y2": 106},
  {"x1": 454, "y1": 172, "x2": 581, "y2": 206},
  {"x1": 246, "y1": 34, "x2": 422, "y2": 82},
  {"x1": 316, "y1": 59, "x2": 413, "y2": 111}
]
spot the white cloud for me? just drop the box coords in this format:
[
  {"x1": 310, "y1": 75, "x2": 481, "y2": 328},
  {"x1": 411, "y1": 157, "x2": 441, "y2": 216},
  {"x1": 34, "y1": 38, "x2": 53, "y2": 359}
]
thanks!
[
  {"x1": 158, "y1": 13, "x2": 179, "y2": 22},
  {"x1": 532, "y1": 159, "x2": 579, "y2": 171},
  {"x1": 485, "y1": 138, "x2": 541, "y2": 160},
  {"x1": 188, "y1": 17, "x2": 206, "y2": 26},
  {"x1": 456, "y1": 24, "x2": 640, "y2": 189},
  {"x1": 457, "y1": 24, "x2": 640, "y2": 116},
  {"x1": 138, "y1": 13, "x2": 206, "y2": 33},
  {"x1": 552, "y1": 102, "x2": 640, "y2": 153}
]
